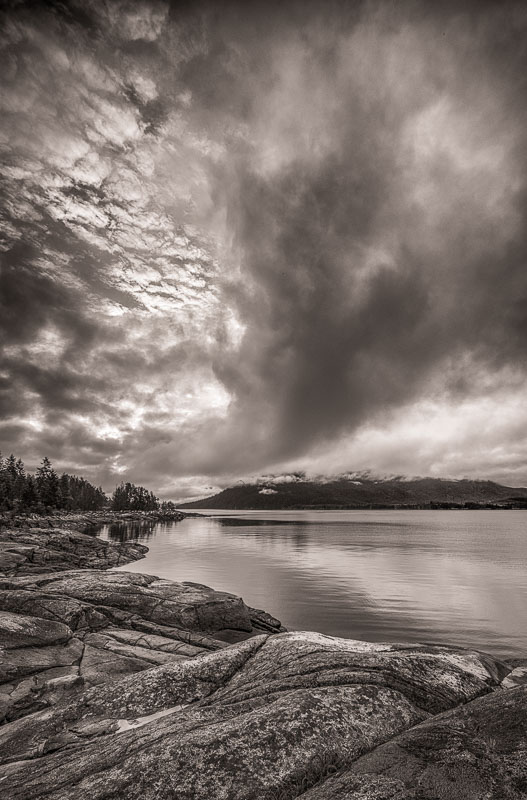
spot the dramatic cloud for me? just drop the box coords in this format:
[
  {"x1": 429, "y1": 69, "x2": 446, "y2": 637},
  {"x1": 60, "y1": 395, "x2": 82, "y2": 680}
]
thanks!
[{"x1": 1, "y1": 0, "x2": 527, "y2": 497}]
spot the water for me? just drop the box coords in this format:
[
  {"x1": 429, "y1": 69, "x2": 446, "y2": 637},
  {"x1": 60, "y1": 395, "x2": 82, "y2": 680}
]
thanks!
[{"x1": 97, "y1": 510, "x2": 527, "y2": 657}]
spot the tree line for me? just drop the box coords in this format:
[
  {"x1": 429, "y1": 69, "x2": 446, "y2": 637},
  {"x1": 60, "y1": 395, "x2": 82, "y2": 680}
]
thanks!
[
  {"x1": 0, "y1": 453, "x2": 172, "y2": 514},
  {"x1": 0, "y1": 453, "x2": 107, "y2": 513},
  {"x1": 111, "y1": 482, "x2": 159, "y2": 512}
]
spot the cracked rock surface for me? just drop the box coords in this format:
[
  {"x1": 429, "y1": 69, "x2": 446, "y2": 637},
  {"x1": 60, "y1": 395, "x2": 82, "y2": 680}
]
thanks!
[
  {"x1": 0, "y1": 524, "x2": 283, "y2": 723},
  {"x1": 0, "y1": 527, "x2": 148, "y2": 577},
  {"x1": 0, "y1": 631, "x2": 521, "y2": 799},
  {"x1": 300, "y1": 683, "x2": 527, "y2": 800}
]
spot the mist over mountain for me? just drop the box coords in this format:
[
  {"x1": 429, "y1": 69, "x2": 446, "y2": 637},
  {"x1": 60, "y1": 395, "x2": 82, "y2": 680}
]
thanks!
[{"x1": 180, "y1": 475, "x2": 527, "y2": 509}]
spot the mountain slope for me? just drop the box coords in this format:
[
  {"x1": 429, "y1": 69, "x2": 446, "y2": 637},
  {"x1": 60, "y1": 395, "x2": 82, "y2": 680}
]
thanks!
[{"x1": 180, "y1": 477, "x2": 527, "y2": 509}]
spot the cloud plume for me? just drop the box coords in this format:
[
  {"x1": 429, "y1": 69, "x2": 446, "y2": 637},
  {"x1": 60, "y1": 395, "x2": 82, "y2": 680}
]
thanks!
[{"x1": 1, "y1": 0, "x2": 527, "y2": 497}]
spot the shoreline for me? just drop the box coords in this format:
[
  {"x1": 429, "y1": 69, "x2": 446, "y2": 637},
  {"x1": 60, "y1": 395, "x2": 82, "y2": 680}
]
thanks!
[
  {"x1": 185, "y1": 503, "x2": 527, "y2": 510},
  {"x1": 0, "y1": 508, "x2": 199, "y2": 532},
  {"x1": 1, "y1": 513, "x2": 526, "y2": 798}
]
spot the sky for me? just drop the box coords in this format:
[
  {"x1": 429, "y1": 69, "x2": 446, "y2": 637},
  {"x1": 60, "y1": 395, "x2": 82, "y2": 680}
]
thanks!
[{"x1": 1, "y1": 0, "x2": 527, "y2": 500}]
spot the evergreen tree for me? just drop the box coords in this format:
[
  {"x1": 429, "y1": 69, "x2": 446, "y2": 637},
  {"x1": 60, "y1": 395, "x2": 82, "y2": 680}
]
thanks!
[
  {"x1": 111, "y1": 482, "x2": 133, "y2": 511},
  {"x1": 36, "y1": 457, "x2": 60, "y2": 510},
  {"x1": 59, "y1": 474, "x2": 74, "y2": 511},
  {"x1": 0, "y1": 451, "x2": 167, "y2": 516},
  {"x1": 0, "y1": 453, "x2": 30, "y2": 511},
  {"x1": 5, "y1": 454, "x2": 17, "y2": 481},
  {"x1": 0, "y1": 452, "x2": 10, "y2": 511},
  {"x1": 13, "y1": 458, "x2": 27, "y2": 507},
  {"x1": 3, "y1": 454, "x2": 17, "y2": 507},
  {"x1": 21, "y1": 475, "x2": 38, "y2": 510},
  {"x1": 111, "y1": 482, "x2": 159, "y2": 511},
  {"x1": 61, "y1": 473, "x2": 106, "y2": 510}
]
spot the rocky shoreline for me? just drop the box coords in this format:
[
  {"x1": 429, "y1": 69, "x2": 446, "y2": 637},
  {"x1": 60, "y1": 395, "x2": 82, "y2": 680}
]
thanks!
[
  {"x1": 0, "y1": 515, "x2": 526, "y2": 798},
  {"x1": 0, "y1": 508, "x2": 193, "y2": 531}
]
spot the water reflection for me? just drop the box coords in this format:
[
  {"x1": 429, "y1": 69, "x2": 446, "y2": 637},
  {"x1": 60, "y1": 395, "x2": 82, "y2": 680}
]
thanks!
[
  {"x1": 221, "y1": 519, "x2": 312, "y2": 547},
  {"x1": 97, "y1": 510, "x2": 527, "y2": 657},
  {"x1": 214, "y1": 517, "x2": 301, "y2": 526},
  {"x1": 105, "y1": 520, "x2": 158, "y2": 542}
]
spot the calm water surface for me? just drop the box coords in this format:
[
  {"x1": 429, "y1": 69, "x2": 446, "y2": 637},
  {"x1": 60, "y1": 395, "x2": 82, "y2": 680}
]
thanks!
[{"x1": 97, "y1": 510, "x2": 527, "y2": 657}]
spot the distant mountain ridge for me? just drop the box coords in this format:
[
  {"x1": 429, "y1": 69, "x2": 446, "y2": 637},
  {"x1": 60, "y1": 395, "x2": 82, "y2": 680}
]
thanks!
[{"x1": 180, "y1": 476, "x2": 527, "y2": 509}]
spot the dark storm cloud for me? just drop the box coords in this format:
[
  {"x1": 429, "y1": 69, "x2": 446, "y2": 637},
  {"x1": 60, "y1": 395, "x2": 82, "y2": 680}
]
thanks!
[
  {"x1": 171, "y1": 0, "x2": 527, "y2": 477},
  {"x1": 0, "y1": 240, "x2": 104, "y2": 424},
  {"x1": 0, "y1": 242, "x2": 98, "y2": 348},
  {"x1": 1, "y1": 0, "x2": 527, "y2": 495}
]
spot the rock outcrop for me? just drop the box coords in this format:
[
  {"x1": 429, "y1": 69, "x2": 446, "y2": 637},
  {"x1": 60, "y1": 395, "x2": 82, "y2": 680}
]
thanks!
[
  {"x1": 300, "y1": 683, "x2": 527, "y2": 799},
  {"x1": 0, "y1": 632, "x2": 521, "y2": 799},
  {"x1": 0, "y1": 527, "x2": 148, "y2": 576},
  {"x1": 0, "y1": 524, "x2": 284, "y2": 723},
  {"x1": 0, "y1": 509, "x2": 189, "y2": 532}
]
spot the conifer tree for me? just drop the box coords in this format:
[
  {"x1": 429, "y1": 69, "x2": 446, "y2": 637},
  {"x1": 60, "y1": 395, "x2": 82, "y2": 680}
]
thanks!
[
  {"x1": 13, "y1": 458, "x2": 27, "y2": 507},
  {"x1": 111, "y1": 481, "x2": 159, "y2": 511},
  {"x1": 0, "y1": 452, "x2": 10, "y2": 510},
  {"x1": 36, "y1": 457, "x2": 60, "y2": 510},
  {"x1": 2, "y1": 454, "x2": 17, "y2": 507},
  {"x1": 21, "y1": 475, "x2": 38, "y2": 510}
]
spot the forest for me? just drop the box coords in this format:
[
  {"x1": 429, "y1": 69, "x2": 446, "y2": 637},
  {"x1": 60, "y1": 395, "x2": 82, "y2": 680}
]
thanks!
[{"x1": 0, "y1": 453, "x2": 165, "y2": 513}]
